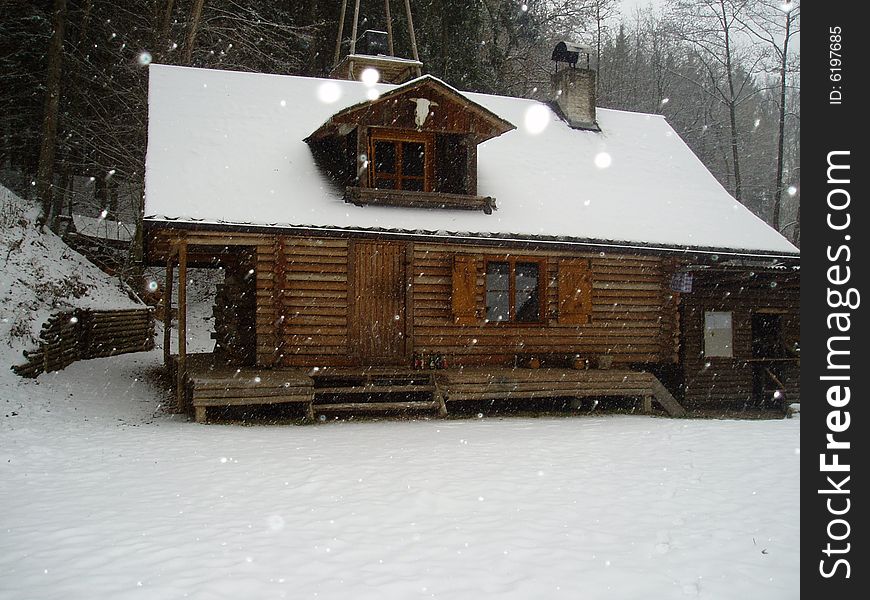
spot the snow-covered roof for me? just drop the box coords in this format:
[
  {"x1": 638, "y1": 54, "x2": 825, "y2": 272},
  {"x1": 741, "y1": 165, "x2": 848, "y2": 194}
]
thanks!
[{"x1": 144, "y1": 64, "x2": 798, "y2": 257}]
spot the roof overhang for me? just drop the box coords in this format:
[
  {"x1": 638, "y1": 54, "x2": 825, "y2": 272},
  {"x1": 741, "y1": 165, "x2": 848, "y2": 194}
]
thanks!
[{"x1": 143, "y1": 218, "x2": 800, "y2": 265}]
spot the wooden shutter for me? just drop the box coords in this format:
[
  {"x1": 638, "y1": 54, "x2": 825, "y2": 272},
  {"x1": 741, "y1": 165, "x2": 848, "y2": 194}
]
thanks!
[
  {"x1": 452, "y1": 255, "x2": 478, "y2": 325},
  {"x1": 558, "y1": 259, "x2": 592, "y2": 324}
]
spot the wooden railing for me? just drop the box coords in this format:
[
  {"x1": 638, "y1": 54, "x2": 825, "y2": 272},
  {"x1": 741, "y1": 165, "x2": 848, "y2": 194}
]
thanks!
[{"x1": 12, "y1": 308, "x2": 155, "y2": 378}]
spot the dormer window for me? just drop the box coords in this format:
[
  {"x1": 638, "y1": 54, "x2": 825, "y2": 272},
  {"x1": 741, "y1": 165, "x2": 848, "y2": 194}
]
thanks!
[
  {"x1": 304, "y1": 75, "x2": 515, "y2": 213},
  {"x1": 370, "y1": 130, "x2": 432, "y2": 192}
]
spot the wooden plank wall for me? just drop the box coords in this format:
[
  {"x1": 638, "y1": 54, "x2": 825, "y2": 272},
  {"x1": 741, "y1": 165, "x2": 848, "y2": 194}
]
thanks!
[
  {"x1": 680, "y1": 270, "x2": 800, "y2": 406},
  {"x1": 411, "y1": 243, "x2": 679, "y2": 366},
  {"x1": 257, "y1": 237, "x2": 351, "y2": 367}
]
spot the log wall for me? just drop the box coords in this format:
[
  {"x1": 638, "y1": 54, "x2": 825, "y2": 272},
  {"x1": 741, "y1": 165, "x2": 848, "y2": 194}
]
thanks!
[
  {"x1": 680, "y1": 269, "x2": 800, "y2": 406},
  {"x1": 255, "y1": 237, "x2": 351, "y2": 367},
  {"x1": 12, "y1": 308, "x2": 155, "y2": 378}
]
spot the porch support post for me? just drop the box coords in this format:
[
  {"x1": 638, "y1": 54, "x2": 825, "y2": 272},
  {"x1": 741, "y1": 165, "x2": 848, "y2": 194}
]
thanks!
[
  {"x1": 176, "y1": 237, "x2": 188, "y2": 413},
  {"x1": 642, "y1": 395, "x2": 653, "y2": 414},
  {"x1": 163, "y1": 261, "x2": 174, "y2": 370}
]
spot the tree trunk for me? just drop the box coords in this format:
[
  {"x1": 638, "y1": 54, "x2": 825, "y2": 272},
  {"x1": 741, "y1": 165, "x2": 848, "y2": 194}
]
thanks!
[
  {"x1": 771, "y1": 11, "x2": 791, "y2": 230},
  {"x1": 158, "y1": 0, "x2": 176, "y2": 59},
  {"x1": 35, "y1": 0, "x2": 68, "y2": 231},
  {"x1": 182, "y1": 0, "x2": 206, "y2": 65},
  {"x1": 720, "y1": 1, "x2": 742, "y2": 204}
]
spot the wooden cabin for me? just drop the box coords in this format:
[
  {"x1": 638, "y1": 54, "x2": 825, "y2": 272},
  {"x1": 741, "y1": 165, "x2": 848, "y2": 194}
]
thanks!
[{"x1": 143, "y1": 64, "x2": 799, "y2": 422}]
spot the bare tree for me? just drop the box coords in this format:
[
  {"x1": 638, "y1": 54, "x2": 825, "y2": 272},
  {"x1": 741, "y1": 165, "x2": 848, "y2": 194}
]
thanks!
[
  {"x1": 739, "y1": 0, "x2": 799, "y2": 231},
  {"x1": 183, "y1": 0, "x2": 206, "y2": 65},
  {"x1": 35, "y1": 0, "x2": 67, "y2": 231},
  {"x1": 668, "y1": 0, "x2": 756, "y2": 205}
]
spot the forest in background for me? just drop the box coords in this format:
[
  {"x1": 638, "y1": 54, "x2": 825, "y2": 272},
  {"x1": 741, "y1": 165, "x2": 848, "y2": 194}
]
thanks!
[{"x1": 0, "y1": 0, "x2": 800, "y2": 266}]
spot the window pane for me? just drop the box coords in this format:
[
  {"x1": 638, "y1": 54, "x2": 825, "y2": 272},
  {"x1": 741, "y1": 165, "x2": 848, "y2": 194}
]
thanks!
[
  {"x1": 514, "y1": 263, "x2": 541, "y2": 321},
  {"x1": 374, "y1": 177, "x2": 396, "y2": 189},
  {"x1": 374, "y1": 141, "x2": 396, "y2": 174},
  {"x1": 402, "y1": 178, "x2": 424, "y2": 192},
  {"x1": 515, "y1": 263, "x2": 540, "y2": 321},
  {"x1": 403, "y1": 142, "x2": 425, "y2": 176},
  {"x1": 486, "y1": 292, "x2": 509, "y2": 322},
  {"x1": 515, "y1": 291, "x2": 540, "y2": 322},
  {"x1": 486, "y1": 262, "x2": 510, "y2": 322},
  {"x1": 486, "y1": 262, "x2": 509, "y2": 291},
  {"x1": 515, "y1": 263, "x2": 538, "y2": 291},
  {"x1": 704, "y1": 311, "x2": 733, "y2": 357}
]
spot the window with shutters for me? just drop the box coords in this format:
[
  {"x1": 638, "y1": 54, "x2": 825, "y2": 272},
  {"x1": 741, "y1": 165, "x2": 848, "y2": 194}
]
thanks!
[{"x1": 484, "y1": 258, "x2": 545, "y2": 323}]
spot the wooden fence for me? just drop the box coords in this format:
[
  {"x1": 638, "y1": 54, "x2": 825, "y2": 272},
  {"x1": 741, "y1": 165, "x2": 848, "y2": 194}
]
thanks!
[{"x1": 12, "y1": 308, "x2": 155, "y2": 378}]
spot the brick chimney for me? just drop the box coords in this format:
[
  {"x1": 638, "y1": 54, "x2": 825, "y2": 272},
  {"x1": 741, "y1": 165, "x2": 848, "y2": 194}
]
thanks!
[{"x1": 552, "y1": 67, "x2": 598, "y2": 130}]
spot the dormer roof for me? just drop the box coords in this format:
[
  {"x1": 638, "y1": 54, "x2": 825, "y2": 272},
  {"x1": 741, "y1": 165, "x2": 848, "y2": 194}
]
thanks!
[{"x1": 305, "y1": 75, "x2": 515, "y2": 144}]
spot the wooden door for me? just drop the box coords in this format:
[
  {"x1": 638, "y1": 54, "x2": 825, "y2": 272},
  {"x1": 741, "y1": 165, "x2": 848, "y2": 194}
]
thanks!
[{"x1": 352, "y1": 241, "x2": 407, "y2": 364}]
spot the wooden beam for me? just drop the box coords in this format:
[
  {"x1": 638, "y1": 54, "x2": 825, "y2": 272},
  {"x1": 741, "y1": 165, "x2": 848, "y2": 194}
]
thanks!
[
  {"x1": 403, "y1": 0, "x2": 421, "y2": 76},
  {"x1": 176, "y1": 238, "x2": 188, "y2": 413},
  {"x1": 345, "y1": 186, "x2": 496, "y2": 213},
  {"x1": 163, "y1": 262, "x2": 174, "y2": 369},
  {"x1": 384, "y1": 0, "x2": 394, "y2": 55},
  {"x1": 334, "y1": 0, "x2": 348, "y2": 67},
  {"x1": 348, "y1": 0, "x2": 360, "y2": 77},
  {"x1": 404, "y1": 241, "x2": 414, "y2": 363}
]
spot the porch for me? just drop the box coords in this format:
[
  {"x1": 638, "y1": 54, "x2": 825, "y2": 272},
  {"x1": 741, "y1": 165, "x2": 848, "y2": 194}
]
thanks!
[{"x1": 170, "y1": 354, "x2": 687, "y2": 423}]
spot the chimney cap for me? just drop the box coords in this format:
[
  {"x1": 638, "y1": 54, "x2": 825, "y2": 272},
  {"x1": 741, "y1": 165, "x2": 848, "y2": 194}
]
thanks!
[{"x1": 551, "y1": 41, "x2": 592, "y2": 68}]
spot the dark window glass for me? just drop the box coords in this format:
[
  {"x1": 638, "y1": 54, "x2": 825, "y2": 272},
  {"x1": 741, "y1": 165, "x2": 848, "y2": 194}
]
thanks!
[
  {"x1": 514, "y1": 262, "x2": 540, "y2": 322},
  {"x1": 485, "y1": 261, "x2": 541, "y2": 323},
  {"x1": 403, "y1": 142, "x2": 425, "y2": 176},
  {"x1": 374, "y1": 141, "x2": 396, "y2": 174},
  {"x1": 374, "y1": 178, "x2": 396, "y2": 189},
  {"x1": 486, "y1": 262, "x2": 510, "y2": 322},
  {"x1": 403, "y1": 178, "x2": 424, "y2": 192}
]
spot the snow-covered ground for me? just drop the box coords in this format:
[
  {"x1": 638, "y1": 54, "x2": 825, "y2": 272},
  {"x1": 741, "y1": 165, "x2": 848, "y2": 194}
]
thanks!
[
  {"x1": 1, "y1": 344, "x2": 800, "y2": 600},
  {"x1": 1, "y1": 185, "x2": 799, "y2": 599}
]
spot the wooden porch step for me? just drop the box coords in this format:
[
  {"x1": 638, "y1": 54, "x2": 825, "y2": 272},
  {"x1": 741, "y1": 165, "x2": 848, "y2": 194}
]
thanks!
[
  {"x1": 315, "y1": 401, "x2": 443, "y2": 413},
  {"x1": 436, "y1": 368, "x2": 686, "y2": 417},
  {"x1": 314, "y1": 384, "x2": 436, "y2": 395}
]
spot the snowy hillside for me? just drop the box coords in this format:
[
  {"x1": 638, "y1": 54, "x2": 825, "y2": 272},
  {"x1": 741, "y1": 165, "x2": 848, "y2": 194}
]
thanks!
[{"x1": 0, "y1": 184, "x2": 140, "y2": 360}]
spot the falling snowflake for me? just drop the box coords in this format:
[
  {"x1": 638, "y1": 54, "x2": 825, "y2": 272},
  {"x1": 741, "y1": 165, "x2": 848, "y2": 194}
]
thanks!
[
  {"x1": 137, "y1": 51, "x2": 152, "y2": 66},
  {"x1": 594, "y1": 152, "x2": 612, "y2": 169},
  {"x1": 317, "y1": 81, "x2": 342, "y2": 104},
  {"x1": 523, "y1": 104, "x2": 550, "y2": 134},
  {"x1": 360, "y1": 67, "x2": 380, "y2": 86}
]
